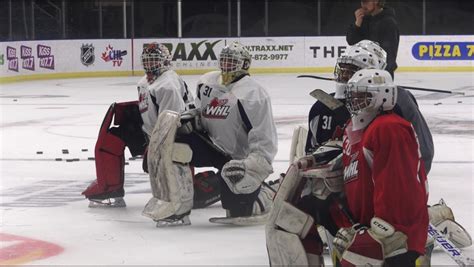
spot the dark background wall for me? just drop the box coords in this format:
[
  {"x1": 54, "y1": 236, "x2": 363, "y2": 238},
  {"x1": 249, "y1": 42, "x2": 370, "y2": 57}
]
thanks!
[{"x1": 1, "y1": 0, "x2": 472, "y2": 41}]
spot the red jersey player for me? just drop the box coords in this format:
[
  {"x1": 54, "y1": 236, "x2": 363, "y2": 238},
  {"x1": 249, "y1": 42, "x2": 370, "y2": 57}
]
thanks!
[{"x1": 334, "y1": 68, "x2": 429, "y2": 266}]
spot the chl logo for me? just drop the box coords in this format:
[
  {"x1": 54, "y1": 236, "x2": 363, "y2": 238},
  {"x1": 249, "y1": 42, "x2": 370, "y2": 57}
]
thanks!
[
  {"x1": 203, "y1": 97, "x2": 230, "y2": 119},
  {"x1": 101, "y1": 44, "x2": 127, "y2": 67}
]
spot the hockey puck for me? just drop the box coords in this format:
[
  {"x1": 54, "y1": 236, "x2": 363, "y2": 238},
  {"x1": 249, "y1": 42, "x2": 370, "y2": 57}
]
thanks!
[
  {"x1": 13, "y1": 99, "x2": 17, "y2": 102},
  {"x1": 55, "y1": 158, "x2": 62, "y2": 161},
  {"x1": 73, "y1": 158, "x2": 80, "y2": 161},
  {"x1": 125, "y1": 162, "x2": 129, "y2": 165},
  {"x1": 129, "y1": 157, "x2": 136, "y2": 160},
  {"x1": 62, "y1": 149, "x2": 69, "y2": 154},
  {"x1": 36, "y1": 151, "x2": 43, "y2": 154},
  {"x1": 66, "y1": 159, "x2": 74, "y2": 162},
  {"x1": 81, "y1": 149, "x2": 88, "y2": 152},
  {"x1": 88, "y1": 157, "x2": 95, "y2": 160}
]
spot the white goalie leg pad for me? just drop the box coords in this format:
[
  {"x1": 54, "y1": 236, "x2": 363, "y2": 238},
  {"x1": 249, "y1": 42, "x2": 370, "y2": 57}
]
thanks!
[
  {"x1": 274, "y1": 201, "x2": 314, "y2": 238},
  {"x1": 266, "y1": 156, "x2": 325, "y2": 266},
  {"x1": 266, "y1": 229, "x2": 310, "y2": 266},
  {"x1": 289, "y1": 125, "x2": 309, "y2": 163},
  {"x1": 436, "y1": 219, "x2": 472, "y2": 248},
  {"x1": 143, "y1": 111, "x2": 194, "y2": 221},
  {"x1": 428, "y1": 199, "x2": 472, "y2": 248}
]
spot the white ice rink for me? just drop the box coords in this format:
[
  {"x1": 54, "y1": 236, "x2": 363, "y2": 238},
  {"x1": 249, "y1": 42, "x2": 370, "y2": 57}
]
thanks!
[{"x1": 1, "y1": 72, "x2": 473, "y2": 265}]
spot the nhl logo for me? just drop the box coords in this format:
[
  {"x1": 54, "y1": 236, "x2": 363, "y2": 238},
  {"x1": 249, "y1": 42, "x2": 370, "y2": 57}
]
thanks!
[{"x1": 81, "y1": 44, "x2": 95, "y2": 66}]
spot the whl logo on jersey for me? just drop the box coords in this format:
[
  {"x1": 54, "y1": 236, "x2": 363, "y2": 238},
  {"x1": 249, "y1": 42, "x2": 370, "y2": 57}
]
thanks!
[
  {"x1": 344, "y1": 160, "x2": 358, "y2": 182},
  {"x1": 202, "y1": 97, "x2": 230, "y2": 119}
]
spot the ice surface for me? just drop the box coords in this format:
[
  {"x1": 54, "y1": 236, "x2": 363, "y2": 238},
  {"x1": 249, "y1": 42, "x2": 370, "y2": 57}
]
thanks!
[{"x1": 0, "y1": 72, "x2": 472, "y2": 265}]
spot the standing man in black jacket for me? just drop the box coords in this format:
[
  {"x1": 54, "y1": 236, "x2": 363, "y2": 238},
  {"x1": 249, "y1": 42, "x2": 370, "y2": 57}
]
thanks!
[{"x1": 346, "y1": 0, "x2": 399, "y2": 78}]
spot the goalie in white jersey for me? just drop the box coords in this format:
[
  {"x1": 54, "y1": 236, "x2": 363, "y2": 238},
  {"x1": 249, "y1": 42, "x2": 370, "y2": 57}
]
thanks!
[
  {"x1": 195, "y1": 41, "x2": 278, "y2": 223},
  {"x1": 83, "y1": 43, "x2": 221, "y2": 210},
  {"x1": 142, "y1": 41, "x2": 278, "y2": 226}
]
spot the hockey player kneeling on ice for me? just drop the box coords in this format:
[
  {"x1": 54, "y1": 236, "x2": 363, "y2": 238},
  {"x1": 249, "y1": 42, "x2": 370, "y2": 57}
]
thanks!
[
  {"x1": 142, "y1": 41, "x2": 278, "y2": 227},
  {"x1": 300, "y1": 39, "x2": 470, "y2": 264},
  {"x1": 335, "y1": 69, "x2": 429, "y2": 267},
  {"x1": 82, "y1": 42, "x2": 220, "y2": 210}
]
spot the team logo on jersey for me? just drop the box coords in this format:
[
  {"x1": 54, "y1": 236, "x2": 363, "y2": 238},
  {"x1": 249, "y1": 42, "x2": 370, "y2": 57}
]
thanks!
[
  {"x1": 202, "y1": 97, "x2": 230, "y2": 119},
  {"x1": 343, "y1": 159, "x2": 359, "y2": 182},
  {"x1": 138, "y1": 89, "x2": 148, "y2": 113},
  {"x1": 80, "y1": 44, "x2": 95, "y2": 66}
]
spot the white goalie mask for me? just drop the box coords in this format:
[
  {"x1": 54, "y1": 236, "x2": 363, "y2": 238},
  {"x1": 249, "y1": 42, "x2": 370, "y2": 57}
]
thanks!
[
  {"x1": 219, "y1": 42, "x2": 252, "y2": 85},
  {"x1": 334, "y1": 40, "x2": 387, "y2": 99},
  {"x1": 345, "y1": 69, "x2": 397, "y2": 130},
  {"x1": 141, "y1": 42, "x2": 171, "y2": 80}
]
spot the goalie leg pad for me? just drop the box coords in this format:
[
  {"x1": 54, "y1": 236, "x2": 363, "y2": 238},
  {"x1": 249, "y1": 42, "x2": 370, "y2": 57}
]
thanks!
[
  {"x1": 428, "y1": 199, "x2": 472, "y2": 248},
  {"x1": 266, "y1": 229, "x2": 309, "y2": 266},
  {"x1": 82, "y1": 103, "x2": 127, "y2": 199},
  {"x1": 274, "y1": 201, "x2": 314, "y2": 238},
  {"x1": 435, "y1": 219, "x2": 472, "y2": 249},
  {"x1": 113, "y1": 101, "x2": 146, "y2": 157},
  {"x1": 142, "y1": 111, "x2": 194, "y2": 221},
  {"x1": 289, "y1": 125, "x2": 309, "y2": 163},
  {"x1": 266, "y1": 228, "x2": 324, "y2": 267}
]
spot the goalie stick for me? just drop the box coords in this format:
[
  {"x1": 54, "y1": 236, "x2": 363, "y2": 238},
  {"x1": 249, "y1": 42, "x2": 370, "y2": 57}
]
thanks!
[
  {"x1": 299, "y1": 74, "x2": 464, "y2": 95},
  {"x1": 427, "y1": 223, "x2": 474, "y2": 267},
  {"x1": 309, "y1": 89, "x2": 345, "y2": 111}
]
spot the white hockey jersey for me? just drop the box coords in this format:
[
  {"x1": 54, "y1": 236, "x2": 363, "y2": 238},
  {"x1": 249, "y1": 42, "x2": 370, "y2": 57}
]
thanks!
[
  {"x1": 195, "y1": 71, "x2": 278, "y2": 164},
  {"x1": 137, "y1": 70, "x2": 193, "y2": 136}
]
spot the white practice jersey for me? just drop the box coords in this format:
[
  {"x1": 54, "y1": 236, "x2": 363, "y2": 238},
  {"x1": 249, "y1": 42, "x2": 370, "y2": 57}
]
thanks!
[
  {"x1": 137, "y1": 70, "x2": 193, "y2": 136},
  {"x1": 195, "y1": 71, "x2": 278, "y2": 164}
]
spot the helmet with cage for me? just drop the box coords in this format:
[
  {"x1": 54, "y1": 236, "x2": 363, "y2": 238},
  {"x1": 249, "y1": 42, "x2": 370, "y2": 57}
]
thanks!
[
  {"x1": 219, "y1": 42, "x2": 252, "y2": 85},
  {"x1": 141, "y1": 42, "x2": 171, "y2": 81},
  {"x1": 345, "y1": 69, "x2": 397, "y2": 130},
  {"x1": 333, "y1": 40, "x2": 387, "y2": 99}
]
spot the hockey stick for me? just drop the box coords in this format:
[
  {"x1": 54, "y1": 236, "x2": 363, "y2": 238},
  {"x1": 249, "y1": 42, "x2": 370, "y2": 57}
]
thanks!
[
  {"x1": 297, "y1": 74, "x2": 335, "y2": 81},
  {"x1": 309, "y1": 89, "x2": 345, "y2": 111},
  {"x1": 192, "y1": 130, "x2": 232, "y2": 162},
  {"x1": 298, "y1": 74, "x2": 464, "y2": 95}
]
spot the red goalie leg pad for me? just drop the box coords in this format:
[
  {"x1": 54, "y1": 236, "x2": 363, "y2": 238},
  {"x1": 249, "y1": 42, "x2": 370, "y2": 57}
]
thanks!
[
  {"x1": 82, "y1": 132, "x2": 126, "y2": 199},
  {"x1": 82, "y1": 103, "x2": 127, "y2": 199},
  {"x1": 302, "y1": 226, "x2": 324, "y2": 256}
]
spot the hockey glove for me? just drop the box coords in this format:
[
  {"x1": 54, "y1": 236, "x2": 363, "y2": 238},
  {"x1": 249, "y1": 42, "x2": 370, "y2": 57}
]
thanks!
[
  {"x1": 301, "y1": 153, "x2": 343, "y2": 200},
  {"x1": 336, "y1": 217, "x2": 408, "y2": 267},
  {"x1": 221, "y1": 153, "x2": 273, "y2": 195},
  {"x1": 178, "y1": 108, "x2": 202, "y2": 134}
]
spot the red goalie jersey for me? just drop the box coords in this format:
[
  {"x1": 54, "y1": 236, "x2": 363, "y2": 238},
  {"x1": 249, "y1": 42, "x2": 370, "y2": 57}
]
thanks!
[{"x1": 341, "y1": 113, "x2": 429, "y2": 255}]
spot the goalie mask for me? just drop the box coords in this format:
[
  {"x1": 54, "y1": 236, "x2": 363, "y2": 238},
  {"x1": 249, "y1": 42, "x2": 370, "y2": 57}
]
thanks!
[
  {"x1": 141, "y1": 42, "x2": 171, "y2": 81},
  {"x1": 333, "y1": 40, "x2": 387, "y2": 99},
  {"x1": 219, "y1": 42, "x2": 252, "y2": 85},
  {"x1": 345, "y1": 69, "x2": 397, "y2": 130}
]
